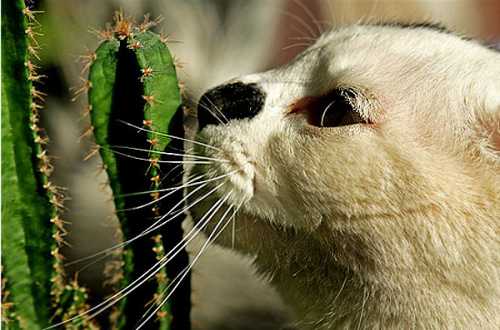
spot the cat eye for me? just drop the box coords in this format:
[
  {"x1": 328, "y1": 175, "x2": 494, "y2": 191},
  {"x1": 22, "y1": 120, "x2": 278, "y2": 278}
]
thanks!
[
  {"x1": 290, "y1": 89, "x2": 367, "y2": 128},
  {"x1": 308, "y1": 89, "x2": 365, "y2": 128}
]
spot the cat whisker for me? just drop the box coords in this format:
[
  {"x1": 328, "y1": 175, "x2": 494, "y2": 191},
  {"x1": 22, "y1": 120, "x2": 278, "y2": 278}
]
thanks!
[
  {"x1": 323, "y1": 276, "x2": 348, "y2": 320},
  {"x1": 67, "y1": 181, "x2": 202, "y2": 270},
  {"x1": 292, "y1": 0, "x2": 324, "y2": 37},
  {"x1": 287, "y1": 36, "x2": 316, "y2": 48},
  {"x1": 197, "y1": 99, "x2": 227, "y2": 125},
  {"x1": 67, "y1": 182, "x2": 217, "y2": 272},
  {"x1": 66, "y1": 174, "x2": 236, "y2": 268},
  {"x1": 231, "y1": 205, "x2": 237, "y2": 249},
  {"x1": 116, "y1": 177, "x2": 203, "y2": 213},
  {"x1": 118, "y1": 171, "x2": 234, "y2": 197},
  {"x1": 118, "y1": 173, "x2": 197, "y2": 198},
  {"x1": 157, "y1": 163, "x2": 184, "y2": 185},
  {"x1": 288, "y1": 36, "x2": 318, "y2": 42},
  {"x1": 81, "y1": 193, "x2": 230, "y2": 324},
  {"x1": 48, "y1": 186, "x2": 230, "y2": 329},
  {"x1": 200, "y1": 95, "x2": 229, "y2": 124},
  {"x1": 110, "y1": 144, "x2": 229, "y2": 163},
  {"x1": 277, "y1": 9, "x2": 317, "y2": 39},
  {"x1": 136, "y1": 196, "x2": 242, "y2": 329},
  {"x1": 107, "y1": 147, "x2": 214, "y2": 165},
  {"x1": 117, "y1": 120, "x2": 223, "y2": 152},
  {"x1": 356, "y1": 287, "x2": 369, "y2": 330},
  {"x1": 141, "y1": 178, "x2": 232, "y2": 236},
  {"x1": 137, "y1": 201, "x2": 234, "y2": 325},
  {"x1": 282, "y1": 42, "x2": 316, "y2": 51},
  {"x1": 64, "y1": 179, "x2": 203, "y2": 269}
]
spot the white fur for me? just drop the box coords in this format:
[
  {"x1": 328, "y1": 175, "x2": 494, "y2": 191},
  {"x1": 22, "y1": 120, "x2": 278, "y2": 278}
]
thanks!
[{"x1": 189, "y1": 25, "x2": 500, "y2": 329}]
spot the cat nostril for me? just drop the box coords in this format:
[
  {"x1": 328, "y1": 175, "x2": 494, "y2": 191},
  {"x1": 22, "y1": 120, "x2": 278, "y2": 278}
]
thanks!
[{"x1": 197, "y1": 82, "x2": 265, "y2": 131}]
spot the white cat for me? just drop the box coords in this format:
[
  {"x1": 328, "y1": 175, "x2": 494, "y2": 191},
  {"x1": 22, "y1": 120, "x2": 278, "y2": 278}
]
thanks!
[{"x1": 188, "y1": 23, "x2": 500, "y2": 329}]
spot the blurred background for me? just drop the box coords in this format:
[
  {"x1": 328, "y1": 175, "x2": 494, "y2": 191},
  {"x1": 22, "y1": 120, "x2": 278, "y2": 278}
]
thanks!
[{"x1": 31, "y1": 1, "x2": 499, "y2": 329}]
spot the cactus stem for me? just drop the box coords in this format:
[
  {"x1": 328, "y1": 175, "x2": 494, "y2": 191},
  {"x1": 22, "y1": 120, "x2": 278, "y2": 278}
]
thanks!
[
  {"x1": 2, "y1": 0, "x2": 90, "y2": 320},
  {"x1": 86, "y1": 15, "x2": 188, "y2": 327}
]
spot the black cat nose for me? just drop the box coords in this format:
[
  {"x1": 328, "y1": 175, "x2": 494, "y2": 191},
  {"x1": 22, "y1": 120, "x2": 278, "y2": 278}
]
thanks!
[{"x1": 197, "y1": 82, "x2": 265, "y2": 130}]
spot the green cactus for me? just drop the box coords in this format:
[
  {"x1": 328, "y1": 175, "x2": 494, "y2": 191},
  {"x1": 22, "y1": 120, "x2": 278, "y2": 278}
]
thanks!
[
  {"x1": 84, "y1": 12, "x2": 189, "y2": 329},
  {"x1": 2, "y1": 4, "x2": 190, "y2": 329},
  {"x1": 1, "y1": 0, "x2": 91, "y2": 329}
]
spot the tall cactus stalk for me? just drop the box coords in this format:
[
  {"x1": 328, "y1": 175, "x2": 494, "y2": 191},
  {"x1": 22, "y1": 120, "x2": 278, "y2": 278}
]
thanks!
[
  {"x1": 1, "y1": 0, "x2": 91, "y2": 329},
  {"x1": 82, "y1": 12, "x2": 190, "y2": 329}
]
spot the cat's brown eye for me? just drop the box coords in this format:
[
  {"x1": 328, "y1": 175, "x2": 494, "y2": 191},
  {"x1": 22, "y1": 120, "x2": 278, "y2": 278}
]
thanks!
[{"x1": 290, "y1": 89, "x2": 367, "y2": 128}]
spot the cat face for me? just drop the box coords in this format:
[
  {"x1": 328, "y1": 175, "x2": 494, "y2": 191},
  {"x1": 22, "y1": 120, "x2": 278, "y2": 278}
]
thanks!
[
  {"x1": 184, "y1": 23, "x2": 500, "y2": 329},
  {"x1": 188, "y1": 24, "x2": 500, "y2": 250}
]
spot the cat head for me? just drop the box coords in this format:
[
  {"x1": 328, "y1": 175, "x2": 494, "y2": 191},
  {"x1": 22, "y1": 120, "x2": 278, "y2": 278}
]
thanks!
[{"x1": 188, "y1": 23, "x2": 500, "y2": 258}]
